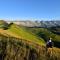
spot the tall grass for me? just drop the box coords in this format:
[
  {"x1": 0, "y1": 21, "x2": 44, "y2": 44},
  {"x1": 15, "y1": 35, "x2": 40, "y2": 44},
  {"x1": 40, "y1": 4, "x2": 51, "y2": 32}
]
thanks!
[{"x1": 0, "y1": 34, "x2": 60, "y2": 60}]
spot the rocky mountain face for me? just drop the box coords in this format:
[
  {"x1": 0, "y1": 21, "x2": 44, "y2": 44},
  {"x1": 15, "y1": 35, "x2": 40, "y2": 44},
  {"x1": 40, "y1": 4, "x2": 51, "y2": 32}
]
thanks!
[{"x1": 7, "y1": 20, "x2": 60, "y2": 28}]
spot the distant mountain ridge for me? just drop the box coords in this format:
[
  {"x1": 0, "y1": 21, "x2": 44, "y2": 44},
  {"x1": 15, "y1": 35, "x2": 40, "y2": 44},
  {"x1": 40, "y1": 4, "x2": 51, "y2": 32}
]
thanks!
[{"x1": 6, "y1": 20, "x2": 60, "y2": 27}]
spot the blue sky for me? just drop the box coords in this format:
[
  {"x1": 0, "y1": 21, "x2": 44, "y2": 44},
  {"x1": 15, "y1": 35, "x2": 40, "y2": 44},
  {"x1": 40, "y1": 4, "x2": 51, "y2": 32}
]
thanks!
[{"x1": 0, "y1": 0, "x2": 60, "y2": 21}]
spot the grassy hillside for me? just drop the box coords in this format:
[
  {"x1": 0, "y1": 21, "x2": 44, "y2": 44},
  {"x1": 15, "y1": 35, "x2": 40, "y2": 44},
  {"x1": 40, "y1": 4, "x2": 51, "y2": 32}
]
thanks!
[
  {"x1": 0, "y1": 20, "x2": 8, "y2": 29},
  {"x1": 48, "y1": 26, "x2": 60, "y2": 35},
  {"x1": 0, "y1": 20, "x2": 60, "y2": 47},
  {"x1": 7, "y1": 24, "x2": 45, "y2": 45},
  {"x1": 0, "y1": 34, "x2": 60, "y2": 60},
  {"x1": 26, "y1": 27, "x2": 60, "y2": 47},
  {"x1": 0, "y1": 20, "x2": 60, "y2": 60}
]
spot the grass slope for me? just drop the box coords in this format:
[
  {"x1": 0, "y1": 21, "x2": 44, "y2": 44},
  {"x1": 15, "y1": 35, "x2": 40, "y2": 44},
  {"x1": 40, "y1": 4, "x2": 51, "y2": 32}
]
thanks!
[
  {"x1": 0, "y1": 34, "x2": 60, "y2": 60},
  {"x1": 7, "y1": 24, "x2": 45, "y2": 45},
  {"x1": 27, "y1": 27, "x2": 60, "y2": 47},
  {"x1": 0, "y1": 21, "x2": 60, "y2": 60},
  {"x1": 0, "y1": 20, "x2": 8, "y2": 28}
]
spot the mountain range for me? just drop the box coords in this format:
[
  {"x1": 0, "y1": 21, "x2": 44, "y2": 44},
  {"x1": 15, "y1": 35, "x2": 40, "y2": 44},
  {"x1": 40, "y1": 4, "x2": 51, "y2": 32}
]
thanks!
[{"x1": 6, "y1": 20, "x2": 60, "y2": 27}]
